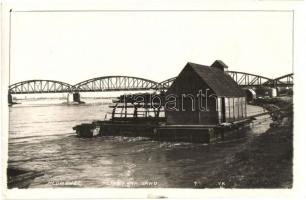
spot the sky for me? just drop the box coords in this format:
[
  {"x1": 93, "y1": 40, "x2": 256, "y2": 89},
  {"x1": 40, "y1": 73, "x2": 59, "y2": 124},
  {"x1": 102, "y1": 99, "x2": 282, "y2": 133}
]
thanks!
[{"x1": 10, "y1": 11, "x2": 293, "y2": 85}]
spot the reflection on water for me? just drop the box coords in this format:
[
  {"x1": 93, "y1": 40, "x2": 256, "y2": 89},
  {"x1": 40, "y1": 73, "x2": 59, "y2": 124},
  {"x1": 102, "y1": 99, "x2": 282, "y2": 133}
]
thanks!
[{"x1": 8, "y1": 99, "x2": 271, "y2": 188}]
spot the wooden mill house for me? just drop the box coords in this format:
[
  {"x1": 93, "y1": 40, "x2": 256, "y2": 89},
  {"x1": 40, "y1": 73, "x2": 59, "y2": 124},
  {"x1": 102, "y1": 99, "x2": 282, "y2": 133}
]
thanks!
[{"x1": 165, "y1": 60, "x2": 247, "y2": 126}]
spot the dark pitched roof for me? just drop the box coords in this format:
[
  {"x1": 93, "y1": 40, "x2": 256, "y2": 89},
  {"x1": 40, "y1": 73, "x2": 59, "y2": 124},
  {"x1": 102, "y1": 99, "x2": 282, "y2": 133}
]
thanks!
[{"x1": 187, "y1": 62, "x2": 245, "y2": 97}]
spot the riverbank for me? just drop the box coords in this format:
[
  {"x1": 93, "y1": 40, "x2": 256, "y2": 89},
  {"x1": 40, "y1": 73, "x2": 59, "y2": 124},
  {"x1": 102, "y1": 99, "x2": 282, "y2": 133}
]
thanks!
[
  {"x1": 197, "y1": 97, "x2": 293, "y2": 188},
  {"x1": 7, "y1": 167, "x2": 44, "y2": 189}
]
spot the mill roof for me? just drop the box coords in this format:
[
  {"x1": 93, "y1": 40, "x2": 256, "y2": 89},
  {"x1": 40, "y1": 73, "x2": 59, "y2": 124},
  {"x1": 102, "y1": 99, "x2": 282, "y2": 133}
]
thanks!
[{"x1": 175, "y1": 61, "x2": 246, "y2": 97}]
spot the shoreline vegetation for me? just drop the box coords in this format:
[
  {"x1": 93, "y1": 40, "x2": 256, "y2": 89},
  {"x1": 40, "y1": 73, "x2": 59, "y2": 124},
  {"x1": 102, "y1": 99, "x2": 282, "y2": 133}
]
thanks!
[{"x1": 7, "y1": 97, "x2": 293, "y2": 189}]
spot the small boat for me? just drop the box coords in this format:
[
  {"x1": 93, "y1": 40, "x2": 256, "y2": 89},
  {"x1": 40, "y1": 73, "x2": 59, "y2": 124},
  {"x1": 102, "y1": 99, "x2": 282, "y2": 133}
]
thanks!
[{"x1": 73, "y1": 123, "x2": 100, "y2": 138}]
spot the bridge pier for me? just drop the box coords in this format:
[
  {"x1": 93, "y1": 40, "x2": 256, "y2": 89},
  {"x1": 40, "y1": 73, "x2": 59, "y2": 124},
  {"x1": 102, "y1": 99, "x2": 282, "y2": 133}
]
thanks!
[
  {"x1": 244, "y1": 89, "x2": 257, "y2": 102},
  {"x1": 271, "y1": 88, "x2": 278, "y2": 97},
  {"x1": 8, "y1": 93, "x2": 17, "y2": 106},
  {"x1": 67, "y1": 92, "x2": 84, "y2": 104}
]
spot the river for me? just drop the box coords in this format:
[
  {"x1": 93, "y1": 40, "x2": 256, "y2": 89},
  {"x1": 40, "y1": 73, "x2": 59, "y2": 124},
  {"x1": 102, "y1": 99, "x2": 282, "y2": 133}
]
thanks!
[{"x1": 8, "y1": 98, "x2": 271, "y2": 188}]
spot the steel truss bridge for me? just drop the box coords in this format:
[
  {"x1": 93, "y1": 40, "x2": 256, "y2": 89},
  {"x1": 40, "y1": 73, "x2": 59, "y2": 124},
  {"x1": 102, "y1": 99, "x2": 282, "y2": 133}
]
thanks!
[{"x1": 8, "y1": 72, "x2": 293, "y2": 95}]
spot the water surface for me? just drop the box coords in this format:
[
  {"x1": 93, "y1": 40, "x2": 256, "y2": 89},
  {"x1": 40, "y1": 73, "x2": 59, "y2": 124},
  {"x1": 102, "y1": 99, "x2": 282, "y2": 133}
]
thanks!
[{"x1": 8, "y1": 98, "x2": 271, "y2": 188}]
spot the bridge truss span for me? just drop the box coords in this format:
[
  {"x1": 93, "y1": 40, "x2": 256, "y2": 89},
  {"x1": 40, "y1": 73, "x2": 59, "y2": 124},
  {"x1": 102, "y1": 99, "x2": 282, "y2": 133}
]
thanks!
[
  {"x1": 227, "y1": 71, "x2": 274, "y2": 87},
  {"x1": 274, "y1": 73, "x2": 294, "y2": 86},
  {"x1": 156, "y1": 77, "x2": 177, "y2": 90},
  {"x1": 73, "y1": 76, "x2": 158, "y2": 92},
  {"x1": 9, "y1": 80, "x2": 74, "y2": 94}
]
